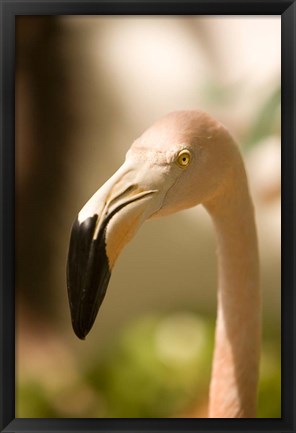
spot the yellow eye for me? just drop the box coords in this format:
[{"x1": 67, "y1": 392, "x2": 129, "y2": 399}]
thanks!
[{"x1": 176, "y1": 150, "x2": 191, "y2": 168}]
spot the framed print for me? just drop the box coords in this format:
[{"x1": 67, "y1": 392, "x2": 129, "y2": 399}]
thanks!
[{"x1": 0, "y1": 1, "x2": 295, "y2": 432}]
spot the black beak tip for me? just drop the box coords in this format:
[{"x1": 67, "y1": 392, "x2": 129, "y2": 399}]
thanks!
[
  {"x1": 70, "y1": 308, "x2": 97, "y2": 340},
  {"x1": 77, "y1": 334, "x2": 86, "y2": 341},
  {"x1": 72, "y1": 322, "x2": 87, "y2": 340},
  {"x1": 67, "y1": 214, "x2": 111, "y2": 340}
]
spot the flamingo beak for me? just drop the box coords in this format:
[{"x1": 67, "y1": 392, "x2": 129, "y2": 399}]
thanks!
[{"x1": 66, "y1": 161, "x2": 160, "y2": 339}]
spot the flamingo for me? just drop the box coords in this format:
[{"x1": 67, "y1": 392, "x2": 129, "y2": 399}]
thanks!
[{"x1": 67, "y1": 110, "x2": 261, "y2": 418}]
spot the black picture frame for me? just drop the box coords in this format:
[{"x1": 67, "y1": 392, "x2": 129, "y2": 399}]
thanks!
[{"x1": 0, "y1": 1, "x2": 295, "y2": 432}]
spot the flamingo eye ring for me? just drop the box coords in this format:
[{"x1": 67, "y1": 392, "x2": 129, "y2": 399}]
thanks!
[{"x1": 176, "y1": 149, "x2": 191, "y2": 168}]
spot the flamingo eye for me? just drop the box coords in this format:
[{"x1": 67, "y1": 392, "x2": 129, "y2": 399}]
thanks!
[{"x1": 176, "y1": 150, "x2": 191, "y2": 168}]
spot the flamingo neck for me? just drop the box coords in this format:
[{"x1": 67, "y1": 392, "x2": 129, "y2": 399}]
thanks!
[{"x1": 205, "y1": 174, "x2": 261, "y2": 418}]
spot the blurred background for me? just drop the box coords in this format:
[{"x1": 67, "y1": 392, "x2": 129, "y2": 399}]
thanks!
[{"x1": 15, "y1": 16, "x2": 281, "y2": 418}]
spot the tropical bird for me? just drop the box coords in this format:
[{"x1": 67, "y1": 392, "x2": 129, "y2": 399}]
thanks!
[{"x1": 67, "y1": 110, "x2": 260, "y2": 418}]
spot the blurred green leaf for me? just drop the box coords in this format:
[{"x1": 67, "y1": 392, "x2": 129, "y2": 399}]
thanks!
[
  {"x1": 201, "y1": 79, "x2": 241, "y2": 105},
  {"x1": 245, "y1": 86, "x2": 280, "y2": 149}
]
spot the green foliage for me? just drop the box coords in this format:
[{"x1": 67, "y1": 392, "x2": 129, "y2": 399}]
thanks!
[
  {"x1": 86, "y1": 313, "x2": 214, "y2": 417},
  {"x1": 257, "y1": 343, "x2": 281, "y2": 418},
  {"x1": 17, "y1": 381, "x2": 57, "y2": 417},
  {"x1": 17, "y1": 312, "x2": 281, "y2": 418},
  {"x1": 244, "y1": 86, "x2": 281, "y2": 149}
]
